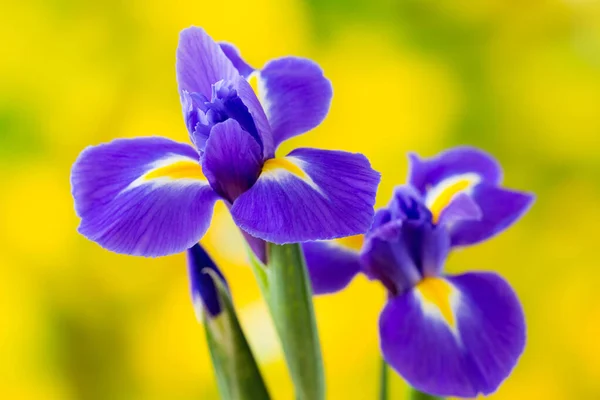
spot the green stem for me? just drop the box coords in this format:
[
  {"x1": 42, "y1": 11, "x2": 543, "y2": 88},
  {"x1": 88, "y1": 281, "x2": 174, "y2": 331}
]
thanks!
[
  {"x1": 248, "y1": 243, "x2": 325, "y2": 400},
  {"x1": 409, "y1": 388, "x2": 445, "y2": 400},
  {"x1": 380, "y1": 358, "x2": 389, "y2": 400},
  {"x1": 380, "y1": 358, "x2": 444, "y2": 400}
]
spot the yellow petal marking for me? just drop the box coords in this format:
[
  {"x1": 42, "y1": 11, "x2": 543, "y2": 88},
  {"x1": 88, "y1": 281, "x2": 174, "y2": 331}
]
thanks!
[
  {"x1": 144, "y1": 160, "x2": 206, "y2": 181},
  {"x1": 415, "y1": 277, "x2": 457, "y2": 329},
  {"x1": 428, "y1": 178, "x2": 472, "y2": 224},
  {"x1": 261, "y1": 157, "x2": 308, "y2": 180}
]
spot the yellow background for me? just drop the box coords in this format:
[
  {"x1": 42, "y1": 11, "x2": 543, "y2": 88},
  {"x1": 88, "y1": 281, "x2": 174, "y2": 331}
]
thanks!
[{"x1": 1, "y1": 0, "x2": 599, "y2": 398}]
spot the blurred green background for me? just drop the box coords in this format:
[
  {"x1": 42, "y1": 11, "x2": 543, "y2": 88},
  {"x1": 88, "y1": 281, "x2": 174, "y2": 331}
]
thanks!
[{"x1": 1, "y1": 0, "x2": 599, "y2": 398}]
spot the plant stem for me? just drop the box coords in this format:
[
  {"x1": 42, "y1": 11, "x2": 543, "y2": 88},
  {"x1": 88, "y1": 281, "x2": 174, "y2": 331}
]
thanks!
[{"x1": 380, "y1": 358, "x2": 389, "y2": 400}]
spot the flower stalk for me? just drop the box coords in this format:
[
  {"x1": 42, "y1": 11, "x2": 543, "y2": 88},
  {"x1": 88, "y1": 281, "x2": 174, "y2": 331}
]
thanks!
[
  {"x1": 249, "y1": 243, "x2": 325, "y2": 400},
  {"x1": 201, "y1": 270, "x2": 271, "y2": 400}
]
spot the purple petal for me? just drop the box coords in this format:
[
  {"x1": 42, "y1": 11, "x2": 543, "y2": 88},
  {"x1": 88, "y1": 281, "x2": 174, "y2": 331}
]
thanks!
[
  {"x1": 437, "y1": 192, "x2": 482, "y2": 227},
  {"x1": 303, "y1": 241, "x2": 361, "y2": 295},
  {"x1": 379, "y1": 272, "x2": 525, "y2": 397},
  {"x1": 361, "y1": 221, "x2": 421, "y2": 295},
  {"x1": 202, "y1": 119, "x2": 263, "y2": 203},
  {"x1": 219, "y1": 42, "x2": 254, "y2": 78},
  {"x1": 409, "y1": 147, "x2": 502, "y2": 223},
  {"x1": 254, "y1": 57, "x2": 333, "y2": 148},
  {"x1": 449, "y1": 185, "x2": 534, "y2": 247},
  {"x1": 187, "y1": 243, "x2": 228, "y2": 318},
  {"x1": 234, "y1": 76, "x2": 275, "y2": 157},
  {"x1": 408, "y1": 147, "x2": 503, "y2": 195},
  {"x1": 230, "y1": 148, "x2": 380, "y2": 243},
  {"x1": 71, "y1": 137, "x2": 219, "y2": 257},
  {"x1": 176, "y1": 27, "x2": 239, "y2": 99},
  {"x1": 420, "y1": 224, "x2": 450, "y2": 277}
]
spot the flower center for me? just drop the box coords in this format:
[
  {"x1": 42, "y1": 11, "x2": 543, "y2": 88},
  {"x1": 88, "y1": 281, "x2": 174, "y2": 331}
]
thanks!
[{"x1": 184, "y1": 80, "x2": 262, "y2": 152}]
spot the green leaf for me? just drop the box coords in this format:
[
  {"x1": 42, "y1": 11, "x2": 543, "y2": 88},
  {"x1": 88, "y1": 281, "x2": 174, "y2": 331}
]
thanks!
[
  {"x1": 248, "y1": 243, "x2": 325, "y2": 400},
  {"x1": 203, "y1": 270, "x2": 271, "y2": 400}
]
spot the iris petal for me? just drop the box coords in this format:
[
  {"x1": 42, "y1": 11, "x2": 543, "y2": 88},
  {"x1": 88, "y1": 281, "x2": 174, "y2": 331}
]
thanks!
[
  {"x1": 303, "y1": 241, "x2": 361, "y2": 295},
  {"x1": 202, "y1": 119, "x2": 263, "y2": 203},
  {"x1": 379, "y1": 272, "x2": 525, "y2": 397},
  {"x1": 230, "y1": 148, "x2": 380, "y2": 243},
  {"x1": 176, "y1": 27, "x2": 238, "y2": 99},
  {"x1": 219, "y1": 42, "x2": 254, "y2": 78},
  {"x1": 71, "y1": 137, "x2": 219, "y2": 257},
  {"x1": 449, "y1": 185, "x2": 534, "y2": 247},
  {"x1": 408, "y1": 147, "x2": 502, "y2": 197},
  {"x1": 257, "y1": 57, "x2": 333, "y2": 148},
  {"x1": 187, "y1": 243, "x2": 228, "y2": 319}
]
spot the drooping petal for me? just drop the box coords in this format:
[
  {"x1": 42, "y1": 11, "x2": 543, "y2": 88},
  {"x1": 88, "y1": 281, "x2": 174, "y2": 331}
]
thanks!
[
  {"x1": 202, "y1": 119, "x2": 263, "y2": 203},
  {"x1": 303, "y1": 241, "x2": 361, "y2": 295},
  {"x1": 176, "y1": 27, "x2": 239, "y2": 99},
  {"x1": 219, "y1": 42, "x2": 254, "y2": 78},
  {"x1": 187, "y1": 243, "x2": 228, "y2": 318},
  {"x1": 408, "y1": 147, "x2": 502, "y2": 223},
  {"x1": 449, "y1": 185, "x2": 534, "y2": 247},
  {"x1": 230, "y1": 148, "x2": 380, "y2": 243},
  {"x1": 379, "y1": 273, "x2": 525, "y2": 397},
  {"x1": 71, "y1": 137, "x2": 219, "y2": 257},
  {"x1": 250, "y1": 57, "x2": 333, "y2": 148}
]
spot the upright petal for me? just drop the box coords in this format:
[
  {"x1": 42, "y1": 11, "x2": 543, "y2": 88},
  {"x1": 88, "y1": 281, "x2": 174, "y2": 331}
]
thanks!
[
  {"x1": 361, "y1": 220, "x2": 422, "y2": 295},
  {"x1": 234, "y1": 76, "x2": 275, "y2": 157},
  {"x1": 251, "y1": 57, "x2": 333, "y2": 148},
  {"x1": 219, "y1": 42, "x2": 254, "y2": 78},
  {"x1": 71, "y1": 137, "x2": 219, "y2": 257},
  {"x1": 437, "y1": 192, "x2": 482, "y2": 228},
  {"x1": 231, "y1": 148, "x2": 380, "y2": 243},
  {"x1": 187, "y1": 243, "x2": 228, "y2": 318},
  {"x1": 202, "y1": 119, "x2": 263, "y2": 203},
  {"x1": 449, "y1": 185, "x2": 534, "y2": 247},
  {"x1": 379, "y1": 273, "x2": 525, "y2": 397},
  {"x1": 303, "y1": 241, "x2": 361, "y2": 295},
  {"x1": 176, "y1": 27, "x2": 239, "y2": 99}
]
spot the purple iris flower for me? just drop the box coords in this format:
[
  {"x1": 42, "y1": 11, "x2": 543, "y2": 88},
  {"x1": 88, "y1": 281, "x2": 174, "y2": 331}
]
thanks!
[
  {"x1": 70, "y1": 27, "x2": 380, "y2": 258},
  {"x1": 304, "y1": 147, "x2": 534, "y2": 397}
]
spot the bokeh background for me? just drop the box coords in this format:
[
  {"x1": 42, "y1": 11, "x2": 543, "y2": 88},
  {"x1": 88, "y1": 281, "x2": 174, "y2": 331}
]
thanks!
[{"x1": 2, "y1": 0, "x2": 599, "y2": 398}]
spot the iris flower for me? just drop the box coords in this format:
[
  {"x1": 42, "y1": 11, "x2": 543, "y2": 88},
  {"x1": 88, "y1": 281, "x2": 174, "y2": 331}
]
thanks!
[
  {"x1": 305, "y1": 147, "x2": 534, "y2": 397},
  {"x1": 71, "y1": 27, "x2": 380, "y2": 258}
]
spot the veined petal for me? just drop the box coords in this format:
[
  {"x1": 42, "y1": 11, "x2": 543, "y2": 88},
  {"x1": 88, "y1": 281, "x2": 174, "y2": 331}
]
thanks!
[
  {"x1": 176, "y1": 27, "x2": 239, "y2": 99},
  {"x1": 187, "y1": 243, "x2": 228, "y2": 319},
  {"x1": 250, "y1": 57, "x2": 333, "y2": 148},
  {"x1": 449, "y1": 185, "x2": 534, "y2": 247},
  {"x1": 408, "y1": 147, "x2": 502, "y2": 223},
  {"x1": 379, "y1": 273, "x2": 525, "y2": 397},
  {"x1": 231, "y1": 148, "x2": 380, "y2": 243},
  {"x1": 219, "y1": 42, "x2": 254, "y2": 78},
  {"x1": 71, "y1": 137, "x2": 219, "y2": 257},
  {"x1": 202, "y1": 119, "x2": 263, "y2": 203},
  {"x1": 303, "y1": 241, "x2": 361, "y2": 295}
]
